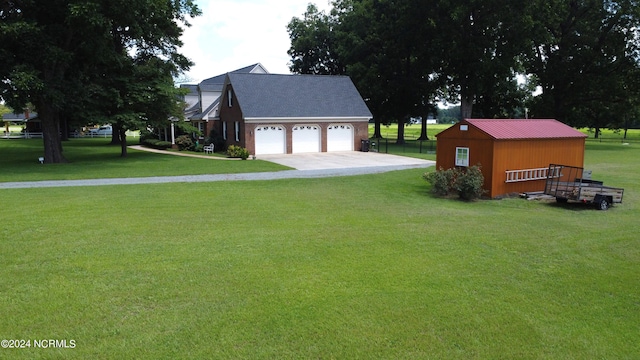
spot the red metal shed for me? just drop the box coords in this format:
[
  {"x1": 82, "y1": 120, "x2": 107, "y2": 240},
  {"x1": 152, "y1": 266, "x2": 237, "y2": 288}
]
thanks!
[{"x1": 435, "y1": 119, "x2": 587, "y2": 198}]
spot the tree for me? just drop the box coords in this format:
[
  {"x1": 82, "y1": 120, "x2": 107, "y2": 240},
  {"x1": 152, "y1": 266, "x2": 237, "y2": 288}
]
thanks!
[
  {"x1": 334, "y1": 0, "x2": 441, "y2": 143},
  {"x1": 0, "y1": 0, "x2": 199, "y2": 162},
  {"x1": 86, "y1": 56, "x2": 187, "y2": 157},
  {"x1": 287, "y1": 4, "x2": 345, "y2": 75},
  {"x1": 525, "y1": 0, "x2": 640, "y2": 134},
  {"x1": 433, "y1": 0, "x2": 534, "y2": 119},
  {"x1": 288, "y1": 0, "x2": 640, "y2": 132},
  {"x1": 288, "y1": 0, "x2": 524, "y2": 142}
]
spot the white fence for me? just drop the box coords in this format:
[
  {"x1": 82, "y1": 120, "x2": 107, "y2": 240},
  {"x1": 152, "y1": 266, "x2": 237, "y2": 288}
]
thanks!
[
  {"x1": 2, "y1": 131, "x2": 43, "y2": 139},
  {"x1": 2, "y1": 131, "x2": 139, "y2": 139}
]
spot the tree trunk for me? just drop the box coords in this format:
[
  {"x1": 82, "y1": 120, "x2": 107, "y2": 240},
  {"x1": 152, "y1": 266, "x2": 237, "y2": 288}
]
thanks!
[
  {"x1": 594, "y1": 126, "x2": 600, "y2": 139},
  {"x1": 460, "y1": 94, "x2": 473, "y2": 120},
  {"x1": 372, "y1": 118, "x2": 382, "y2": 138},
  {"x1": 396, "y1": 116, "x2": 407, "y2": 145},
  {"x1": 38, "y1": 102, "x2": 67, "y2": 163},
  {"x1": 418, "y1": 115, "x2": 429, "y2": 141},
  {"x1": 60, "y1": 117, "x2": 69, "y2": 141},
  {"x1": 110, "y1": 126, "x2": 121, "y2": 145},
  {"x1": 119, "y1": 128, "x2": 128, "y2": 157}
]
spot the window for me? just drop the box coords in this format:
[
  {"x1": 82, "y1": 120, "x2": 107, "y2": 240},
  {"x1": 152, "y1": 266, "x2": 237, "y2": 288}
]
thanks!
[
  {"x1": 455, "y1": 147, "x2": 469, "y2": 167},
  {"x1": 222, "y1": 122, "x2": 227, "y2": 140},
  {"x1": 227, "y1": 89, "x2": 233, "y2": 107},
  {"x1": 234, "y1": 121, "x2": 240, "y2": 142}
]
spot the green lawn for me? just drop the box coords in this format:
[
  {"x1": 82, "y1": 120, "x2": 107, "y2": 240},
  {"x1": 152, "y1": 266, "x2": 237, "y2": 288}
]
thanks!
[
  {"x1": 0, "y1": 138, "x2": 289, "y2": 182},
  {"x1": 0, "y1": 140, "x2": 638, "y2": 358}
]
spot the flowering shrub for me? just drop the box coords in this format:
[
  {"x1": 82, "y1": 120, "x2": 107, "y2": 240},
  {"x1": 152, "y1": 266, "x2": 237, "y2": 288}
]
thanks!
[
  {"x1": 423, "y1": 167, "x2": 455, "y2": 196},
  {"x1": 226, "y1": 145, "x2": 250, "y2": 160},
  {"x1": 424, "y1": 165, "x2": 485, "y2": 200},
  {"x1": 454, "y1": 165, "x2": 485, "y2": 200},
  {"x1": 175, "y1": 135, "x2": 195, "y2": 151}
]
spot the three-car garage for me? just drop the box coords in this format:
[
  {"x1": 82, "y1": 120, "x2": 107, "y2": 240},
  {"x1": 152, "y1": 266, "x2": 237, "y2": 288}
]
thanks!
[
  {"x1": 219, "y1": 73, "x2": 372, "y2": 156},
  {"x1": 253, "y1": 123, "x2": 356, "y2": 155}
]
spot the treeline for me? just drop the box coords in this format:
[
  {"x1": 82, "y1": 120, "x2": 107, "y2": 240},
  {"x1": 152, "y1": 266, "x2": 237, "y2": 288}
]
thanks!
[{"x1": 287, "y1": 0, "x2": 640, "y2": 141}]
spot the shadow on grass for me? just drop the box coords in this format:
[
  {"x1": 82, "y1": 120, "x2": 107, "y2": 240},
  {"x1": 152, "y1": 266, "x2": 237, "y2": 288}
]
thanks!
[{"x1": 545, "y1": 200, "x2": 602, "y2": 212}]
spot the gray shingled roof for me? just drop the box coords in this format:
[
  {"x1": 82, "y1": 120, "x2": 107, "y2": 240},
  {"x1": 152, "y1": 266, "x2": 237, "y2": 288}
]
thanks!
[
  {"x1": 199, "y1": 63, "x2": 263, "y2": 92},
  {"x1": 3, "y1": 112, "x2": 38, "y2": 121},
  {"x1": 226, "y1": 73, "x2": 372, "y2": 119},
  {"x1": 180, "y1": 84, "x2": 198, "y2": 96},
  {"x1": 190, "y1": 99, "x2": 220, "y2": 120}
]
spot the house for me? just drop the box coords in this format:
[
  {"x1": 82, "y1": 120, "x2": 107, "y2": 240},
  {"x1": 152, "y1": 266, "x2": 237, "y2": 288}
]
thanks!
[
  {"x1": 217, "y1": 73, "x2": 373, "y2": 155},
  {"x1": 435, "y1": 119, "x2": 587, "y2": 198},
  {"x1": 180, "y1": 64, "x2": 268, "y2": 139},
  {"x1": 2, "y1": 111, "x2": 41, "y2": 136}
]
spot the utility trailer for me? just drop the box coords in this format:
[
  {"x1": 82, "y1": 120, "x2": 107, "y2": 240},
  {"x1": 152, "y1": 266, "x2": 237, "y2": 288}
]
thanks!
[{"x1": 543, "y1": 164, "x2": 624, "y2": 210}]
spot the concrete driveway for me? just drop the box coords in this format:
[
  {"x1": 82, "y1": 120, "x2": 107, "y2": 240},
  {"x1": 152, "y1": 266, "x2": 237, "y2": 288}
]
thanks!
[
  {"x1": 258, "y1": 151, "x2": 434, "y2": 170},
  {"x1": 0, "y1": 151, "x2": 435, "y2": 189}
]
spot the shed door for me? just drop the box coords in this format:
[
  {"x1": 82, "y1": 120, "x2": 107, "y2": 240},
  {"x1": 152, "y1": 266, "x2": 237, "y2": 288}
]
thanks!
[
  {"x1": 292, "y1": 125, "x2": 321, "y2": 153},
  {"x1": 255, "y1": 125, "x2": 285, "y2": 155},
  {"x1": 327, "y1": 124, "x2": 354, "y2": 151}
]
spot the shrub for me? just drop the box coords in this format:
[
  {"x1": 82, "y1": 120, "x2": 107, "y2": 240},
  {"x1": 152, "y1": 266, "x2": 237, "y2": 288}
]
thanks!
[
  {"x1": 175, "y1": 135, "x2": 195, "y2": 151},
  {"x1": 226, "y1": 145, "x2": 250, "y2": 160},
  {"x1": 423, "y1": 167, "x2": 455, "y2": 196},
  {"x1": 424, "y1": 165, "x2": 485, "y2": 200},
  {"x1": 454, "y1": 165, "x2": 485, "y2": 200},
  {"x1": 142, "y1": 138, "x2": 173, "y2": 150}
]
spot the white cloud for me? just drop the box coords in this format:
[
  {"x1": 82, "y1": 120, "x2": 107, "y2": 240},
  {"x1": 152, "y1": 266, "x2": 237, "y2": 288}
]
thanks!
[{"x1": 178, "y1": 0, "x2": 333, "y2": 84}]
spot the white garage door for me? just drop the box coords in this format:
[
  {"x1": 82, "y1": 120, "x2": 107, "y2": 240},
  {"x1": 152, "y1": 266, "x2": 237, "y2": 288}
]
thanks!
[
  {"x1": 292, "y1": 125, "x2": 320, "y2": 153},
  {"x1": 327, "y1": 124, "x2": 354, "y2": 151},
  {"x1": 255, "y1": 125, "x2": 285, "y2": 155}
]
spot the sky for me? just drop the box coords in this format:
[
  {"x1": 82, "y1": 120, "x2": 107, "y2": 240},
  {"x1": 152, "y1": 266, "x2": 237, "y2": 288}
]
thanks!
[{"x1": 177, "y1": 0, "x2": 333, "y2": 85}]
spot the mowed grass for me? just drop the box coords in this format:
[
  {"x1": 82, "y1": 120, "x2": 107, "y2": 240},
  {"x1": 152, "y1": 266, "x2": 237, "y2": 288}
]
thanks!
[
  {"x1": 0, "y1": 138, "x2": 289, "y2": 182},
  {"x1": 0, "y1": 141, "x2": 639, "y2": 358}
]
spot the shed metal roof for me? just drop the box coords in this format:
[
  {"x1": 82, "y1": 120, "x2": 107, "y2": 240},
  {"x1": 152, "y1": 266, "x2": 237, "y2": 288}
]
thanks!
[
  {"x1": 464, "y1": 119, "x2": 587, "y2": 139},
  {"x1": 226, "y1": 73, "x2": 372, "y2": 119}
]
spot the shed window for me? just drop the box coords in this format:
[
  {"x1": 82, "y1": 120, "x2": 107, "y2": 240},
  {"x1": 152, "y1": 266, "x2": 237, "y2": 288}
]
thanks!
[{"x1": 456, "y1": 147, "x2": 469, "y2": 167}]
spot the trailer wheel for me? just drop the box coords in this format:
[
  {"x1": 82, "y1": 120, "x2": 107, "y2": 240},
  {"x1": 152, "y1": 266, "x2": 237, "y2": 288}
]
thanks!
[{"x1": 597, "y1": 198, "x2": 610, "y2": 211}]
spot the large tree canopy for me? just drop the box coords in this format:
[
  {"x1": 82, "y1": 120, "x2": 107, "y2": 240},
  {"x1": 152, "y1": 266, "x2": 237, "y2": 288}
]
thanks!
[
  {"x1": 289, "y1": 0, "x2": 442, "y2": 142},
  {"x1": 525, "y1": 0, "x2": 640, "y2": 135},
  {"x1": 287, "y1": 0, "x2": 640, "y2": 135},
  {"x1": 0, "y1": 0, "x2": 200, "y2": 163},
  {"x1": 287, "y1": 4, "x2": 345, "y2": 75}
]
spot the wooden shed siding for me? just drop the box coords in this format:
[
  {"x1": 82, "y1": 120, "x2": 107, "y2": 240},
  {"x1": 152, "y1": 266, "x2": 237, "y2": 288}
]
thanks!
[{"x1": 490, "y1": 138, "x2": 585, "y2": 197}]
